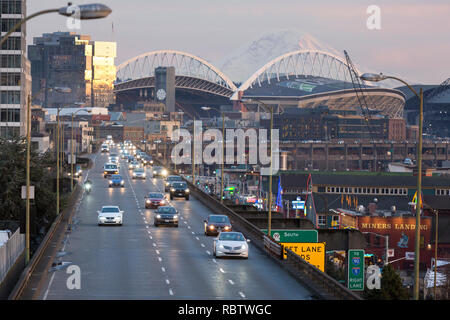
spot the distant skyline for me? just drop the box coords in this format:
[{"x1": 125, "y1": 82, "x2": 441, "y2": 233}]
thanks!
[{"x1": 26, "y1": 0, "x2": 450, "y2": 84}]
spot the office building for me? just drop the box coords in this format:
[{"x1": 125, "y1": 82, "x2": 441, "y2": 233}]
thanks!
[
  {"x1": 28, "y1": 32, "x2": 116, "y2": 109},
  {"x1": 0, "y1": 0, "x2": 31, "y2": 138}
]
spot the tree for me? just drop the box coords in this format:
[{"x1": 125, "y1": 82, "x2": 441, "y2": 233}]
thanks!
[
  {"x1": 0, "y1": 137, "x2": 58, "y2": 250},
  {"x1": 363, "y1": 264, "x2": 410, "y2": 300}
]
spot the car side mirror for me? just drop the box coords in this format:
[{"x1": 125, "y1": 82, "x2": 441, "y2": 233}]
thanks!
[
  {"x1": 247, "y1": 239, "x2": 251, "y2": 243},
  {"x1": 97, "y1": 211, "x2": 100, "y2": 214}
]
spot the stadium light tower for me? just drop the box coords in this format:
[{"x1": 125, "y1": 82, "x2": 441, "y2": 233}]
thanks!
[{"x1": 361, "y1": 72, "x2": 424, "y2": 301}]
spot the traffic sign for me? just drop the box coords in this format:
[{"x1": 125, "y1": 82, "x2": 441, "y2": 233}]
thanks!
[
  {"x1": 280, "y1": 242, "x2": 325, "y2": 271},
  {"x1": 348, "y1": 249, "x2": 365, "y2": 291},
  {"x1": 262, "y1": 229, "x2": 318, "y2": 243}
]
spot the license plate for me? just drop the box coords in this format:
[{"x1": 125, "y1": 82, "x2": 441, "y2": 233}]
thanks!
[{"x1": 165, "y1": 220, "x2": 170, "y2": 223}]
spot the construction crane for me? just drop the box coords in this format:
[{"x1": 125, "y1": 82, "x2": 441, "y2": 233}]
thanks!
[{"x1": 344, "y1": 50, "x2": 379, "y2": 171}]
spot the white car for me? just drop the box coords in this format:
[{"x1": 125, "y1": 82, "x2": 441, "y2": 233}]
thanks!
[
  {"x1": 213, "y1": 232, "x2": 250, "y2": 259},
  {"x1": 132, "y1": 167, "x2": 146, "y2": 179},
  {"x1": 97, "y1": 206, "x2": 123, "y2": 226}
]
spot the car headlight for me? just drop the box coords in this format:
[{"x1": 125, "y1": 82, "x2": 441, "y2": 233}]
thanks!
[
  {"x1": 165, "y1": 182, "x2": 170, "y2": 186},
  {"x1": 146, "y1": 199, "x2": 150, "y2": 203},
  {"x1": 133, "y1": 173, "x2": 136, "y2": 176},
  {"x1": 170, "y1": 188, "x2": 175, "y2": 192},
  {"x1": 162, "y1": 170, "x2": 168, "y2": 176},
  {"x1": 153, "y1": 171, "x2": 156, "y2": 174},
  {"x1": 160, "y1": 200, "x2": 165, "y2": 204},
  {"x1": 185, "y1": 188, "x2": 190, "y2": 193},
  {"x1": 121, "y1": 181, "x2": 124, "y2": 185},
  {"x1": 209, "y1": 225, "x2": 215, "y2": 230},
  {"x1": 173, "y1": 215, "x2": 178, "y2": 219},
  {"x1": 223, "y1": 226, "x2": 230, "y2": 231},
  {"x1": 142, "y1": 174, "x2": 146, "y2": 177},
  {"x1": 109, "y1": 180, "x2": 112, "y2": 184},
  {"x1": 156, "y1": 214, "x2": 161, "y2": 219}
]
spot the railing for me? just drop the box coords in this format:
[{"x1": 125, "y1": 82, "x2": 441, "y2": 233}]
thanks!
[
  {"x1": 263, "y1": 235, "x2": 283, "y2": 260},
  {"x1": 0, "y1": 229, "x2": 25, "y2": 284}
]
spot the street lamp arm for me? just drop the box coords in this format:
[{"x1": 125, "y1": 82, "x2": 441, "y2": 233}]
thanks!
[
  {"x1": 0, "y1": 9, "x2": 59, "y2": 47},
  {"x1": 383, "y1": 76, "x2": 420, "y2": 99}
]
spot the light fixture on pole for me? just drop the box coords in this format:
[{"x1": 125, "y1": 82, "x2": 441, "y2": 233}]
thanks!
[
  {"x1": 0, "y1": 3, "x2": 112, "y2": 47},
  {"x1": 361, "y1": 72, "x2": 424, "y2": 300}
]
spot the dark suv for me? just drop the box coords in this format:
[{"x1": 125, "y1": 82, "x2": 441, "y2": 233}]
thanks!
[
  {"x1": 169, "y1": 181, "x2": 190, "y2": 200},
  {"x1": 165, "y1": 175, "x2": 183, "y2": 192}
]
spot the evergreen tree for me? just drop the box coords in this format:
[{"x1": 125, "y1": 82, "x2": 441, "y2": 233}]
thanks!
[{"x1": 363, "y1": 264, "x2": 410, "y2": 300}]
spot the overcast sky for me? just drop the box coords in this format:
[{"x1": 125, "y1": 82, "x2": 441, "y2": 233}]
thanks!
[{"x1": 26, "y1": 0, "x2": 450, "y2": 84}]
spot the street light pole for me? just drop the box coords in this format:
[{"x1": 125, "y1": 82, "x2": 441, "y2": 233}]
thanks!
[
  {"x1": 221, "y1": 113, "x2": 225, "y2": 203},
  {"x1": 71, "y1": 109, "x2": 91, "y2": 191},
  {"x1": 56, "y1": 108, "x2": 61, "y2": 216},
  {"x1": 25, "y1": 95, "x2": 31, "y2": 264},
  {"x1": 360, "y1": 73, "x2": 424, "y2": 300}
]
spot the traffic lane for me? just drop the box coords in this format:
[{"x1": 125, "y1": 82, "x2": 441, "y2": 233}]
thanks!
[
  {"x1": 133, "y1": 171, "x2": 313, "y2": 299},
  {"x1": 148, "y1": 173, "x2": 314, "y2": 299},
  {"x1": 125, "y1": 166, "x2": 244, "y2": 299},
  {"x1": 40, "y1": 153, "x2": 170, "y2": 299}
]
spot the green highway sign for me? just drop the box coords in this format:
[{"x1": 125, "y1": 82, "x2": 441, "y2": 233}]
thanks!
[
  {"x1": 348, "y1": 249, "x2": 365, "y2": 291},
  {"x1": 262, "y1": 229, "x2": 318, "y2": 243}
]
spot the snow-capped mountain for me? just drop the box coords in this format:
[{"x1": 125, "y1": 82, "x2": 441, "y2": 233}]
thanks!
[{"x1": 216, "y1": 29, "x2": 418, "y2": 89}]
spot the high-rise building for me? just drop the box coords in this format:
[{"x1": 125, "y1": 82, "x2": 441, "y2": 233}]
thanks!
[
  {"x1": 28, "y1": 32, "x2": 116, "y2": 109},
  {"x1": 0, "y1": 0, "x2": 31, "y2": 138}
]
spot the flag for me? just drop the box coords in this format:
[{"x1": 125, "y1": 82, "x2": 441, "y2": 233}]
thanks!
[
  {"x1": 412, "y1": 191, "x2": 423, "y2": 209},
  {"x1": 304, "y1": 174, "x2": 317, "y2": 227},
  {"x1": 276, "y1": 176, "x2": 283, "y2": 211}
]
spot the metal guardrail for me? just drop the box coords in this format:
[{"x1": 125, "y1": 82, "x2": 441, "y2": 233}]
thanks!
[
  {"x1": 8, "y1": 185, "x2": 82, "y2": 300},
  {"x1": 0, "y1": 229, "x2": 25, "y2": 284},
  {"x1": 263, "y1": 235, "x2": 283, "y2": 260}
]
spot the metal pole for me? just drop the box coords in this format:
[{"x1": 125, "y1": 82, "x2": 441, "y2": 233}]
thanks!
[
  {"x1": 71, "y1": 113, "x2": 74, "y2": 192},
  {"x1": 268, "y1": 105, "x2": 273, "y2": 236},
  {"x1": 56, "y1": 109, "x2": 60, "y2": 216},
  {"x1": 221, "y1": 113, "x2": 224, "y2": 203},
  {"x1": 25, "y1": 95, "x2": 31, "y2": 264},
  {"x1": 414, "y1": 88, "x2": 423, "y2": 300},
  {"x1": 192, "y1": 118, "x2": 195, "y2": 185},
  {"x1": 385, "y1": 235, "x2": 389, "y2": 265},
  {"x1": 434, "y1": 210, "x2": 438, "y2": 300}
]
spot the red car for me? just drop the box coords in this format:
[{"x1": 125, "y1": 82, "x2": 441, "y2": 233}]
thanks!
[{"x1": 145, "y1": 192, "x2": 167, "y2": 209}]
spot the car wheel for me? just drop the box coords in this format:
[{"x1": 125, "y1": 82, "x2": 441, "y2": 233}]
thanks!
[
  {"x1": 170, "y1": 195, "x2": 173, "y2": 200},
  {"x1": 175, "y1": 224, "x2": 178, "y2": 228},
  {"x1": 185, "y1": 195, "x2": 189, "y2": 200},
  {"x1": 154, "y1": 223, "x2": 158, "y2": 227}
]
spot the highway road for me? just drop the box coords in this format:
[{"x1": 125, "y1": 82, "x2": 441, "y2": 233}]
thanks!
[{"x1": 38, "y1": 147, "x2": 315, "y2": 300}]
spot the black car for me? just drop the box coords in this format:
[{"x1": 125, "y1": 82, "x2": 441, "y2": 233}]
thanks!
[
  {"x1": 152, "y1": 166, "x2": 168, "y2": 178},
  {"x1": 204, "y1": 215, "x2": 232, "y2": 236},
  {"x1": 165, "y1": 175, "x2": 183, "y2": 192},
  {"x1": 154, "y1": 206, "x2": 179, "y2": 227},
  {"x1": 169, "y1": 181, "x2": 189, "y2": 200}
]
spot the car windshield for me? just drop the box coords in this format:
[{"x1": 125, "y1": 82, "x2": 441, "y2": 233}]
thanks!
[
  {"x1": 168, "y1": 176, "x2": 182, "y2": 181},
  {"x1": 105, "y1": 164, "x2": 117, "y2": 169},
  {"x1": 154, "y1": 167, "x2": 162, "y2": 171},
  {"x1": 219, "y1": 232, "x2": 244, "y2": 241},
  {"x1": 172, "y1": 182, "x2": 187, "y2": 188},
  {"x1": 135, "y1": 168, "x2": 144, "y2": 172},
  {"x1": 149, "y1": 193, "x2": 163, "y2": 198},
  {"x1": 209, "y1": 215, "x2": 229, "y2": 223},
  {"x1": 157, "y1": 207, "x2": 176, "y2": 214},
  {"x1": 110, "y1": 154, "x2": 118, "y2": 157},
  {"x1": 112, "y1": 175, "x2": 122, "y2": 179},
  {"x1": 102, "y1": 207, "x2": 120, "y2": 213}
]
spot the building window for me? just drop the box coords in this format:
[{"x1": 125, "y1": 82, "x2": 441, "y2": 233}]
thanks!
[{"x1": 317, "y1": 215, "x2": 326, "y2": 226}]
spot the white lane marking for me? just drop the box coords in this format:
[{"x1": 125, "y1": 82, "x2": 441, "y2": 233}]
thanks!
[
  {"x1": 195, "y1": 236, "x2": 199, "y2": 241},
  {"x1": 213, "y1": 259, "x2": 217, "y2": 263},
  {"x1": 43, "y1": 273, "x2": 56, "y2": 300},
  {"x1": 228, "y1": 279, "x2": 234, "y2": 285},
  {"x1": 149, "y1": 235, "x2": 152, "y2": 239},
  {"x1": 161, "y1": 267, "x2": 166, "y2": 272},
  {"x1": 201, "y1": 243, "x2": 205, "y2": 248},
  {"x1": 166, "y1": 279, "x2": 170, "y2": 284},
  {"x1": 206, "y1": 250, "x2": 211, "y2": 255},
  {"x1": 191, "y1": 231, "x2": 195, "y2": 235},
  {"x1": 187, "y1": 225, "x2": 191, "y2": 229},
  {"x1": 158, "y1": 257, "x2": 162, "y2": 262},
  {"x1": 219, "y1": 268, "x2": 225, "y2": 273},
  {"x1": 183, "y1": 221, "x2": 187, "y2": 224},
  {"x1": 156, "y1": 250, "x2": 160, "y2": 255},
  {"x1": 239, "y1": 292, "x2": 246, "y2": 298},
  {"x1": 145, "y1": 225, "x2": 149, "y2": 229},
  {"x1": 153, "y1": 243, "x2": 156, "y2": 247},
  {"x1": 147, "y1": 230, "x2": 151, "y2": 234},
  {"x1": 169, "y1": 289, "x2": 174, "y2": 296}
]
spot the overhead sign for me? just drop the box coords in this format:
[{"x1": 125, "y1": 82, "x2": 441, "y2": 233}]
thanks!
[
  {"x1": 280, "y1": 242, "x2": 325, "y2": 271},
  {"x1": 262, "y1": 229, "x2": 318, "y2": 243},
  {"x1": 348, "y1": 249, "x2": 365, "y2": 291}
]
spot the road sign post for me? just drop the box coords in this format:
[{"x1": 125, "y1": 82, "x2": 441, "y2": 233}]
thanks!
[{"x1": 348, "y1": 249, "x2": 365, "y2": 291}]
